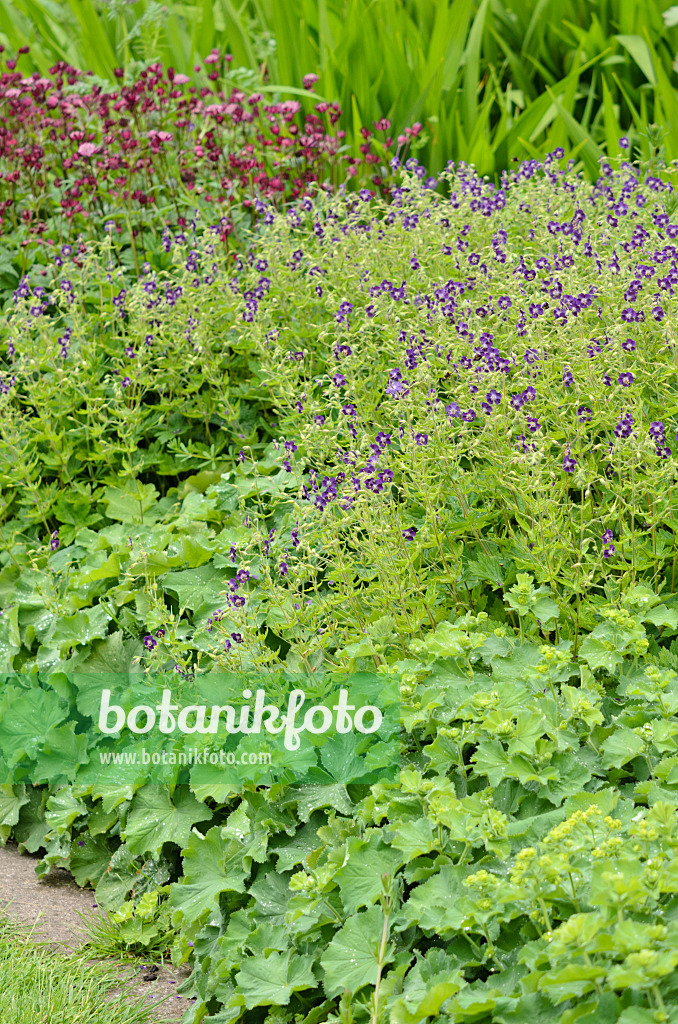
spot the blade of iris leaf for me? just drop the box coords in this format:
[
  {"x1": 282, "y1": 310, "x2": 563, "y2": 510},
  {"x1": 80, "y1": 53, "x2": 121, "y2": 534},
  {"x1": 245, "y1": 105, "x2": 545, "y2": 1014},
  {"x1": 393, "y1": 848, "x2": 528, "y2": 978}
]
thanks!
[
  {"x1": 316, "y1": 0, "x2": 338, "y2": 100},
  {"x1": 491, "y1": 59, "x2": 588, "y2": 167},
  {"x1": 508, "y1": 133, "x2": 540, "y2": 161},
  {"x1": 640, "y1": 87, "x2": 650, "y2": 160},
  {"x1": 266, "y1": 0, "x2": 306, "y2": 89},
  {"x1": 601, "y1": 73, "x2": 623, "y2": 158},
  {"x1": 548, "y1": 86, "x2": 606, "y2": 180},
  {"x1": 341, "y1": 0, "x2": 381, "y2": 132},
  {"x1": 398, "y1": 62, "x2": 450, "y2": 149},
  {"x1": 162, "y1": 14, "x2": 192, "y2": 72},
  {"x1": 611, "y1": 70, "x2": 644, "y2": 130},
  {"x1": 545, "y1": 42, "x2": 585, "y2": 153},
  {"x1": 0, "y1": 0, "x2": 72, "y2": 72},
  {"x1": 496, "y1": 51, "x2": 606, "y2": 168},
  {"x1": 425, "y1": 0, "x2": 475, "y2": 173},
  {"x1": 560, "y1": 135, "x2": 591, "y2": 165},
  {"x1": 351, "y1": 93, "x2": 363, "y2": 161},
  {"x1": 461, "y1": 0, "x2": 490, "y2": 142},
  {"x1": 420, "y1": 0, "x2": 451, "y2": 97},
  {"x1": 579, "y1": 66, "x2": 601, "y2": 139},
  {"x1": 454, "y1": 106, "x2": 468, "y2": 159},
  {"x1": 190, "y1": 0, "x2": 216, "y2": 68},
  {"x1": 615, "y1": 33, "x2": 658, "y2": 84},
  {"x1": 521, "y1": 0, "x2": 556, "y2": 65},
  {"x1": 60, "y1": 0, "x2": 118, "y2": 78},
  {"x1": 441, "y1": 0, "x2": 474, "y2": 92},
  {"x1": 486, "y1": 65, "x2": 509, "y2": 142},
  {"x1": 216, "y1": 0, "x2": 259, "y2": 70},
  {"x1": 358, "y1": 0, "x2": 391, "y2": 128},
  {"x1": 611, "y1": 70, "x2": 653, "y2": 162},
  {"x1": 466, "y1": 88, "x2": 496, "y2": 177},
  {"x1": 617, "y1": 0, "x2": 640, "y2": 34},
  {"x1": 645, "y1": 30, "x2": 678, "y2": 161},
  {"x1": 545, "y1": 86, "x2": 604, "y2": 179},
  {"x1": 377, "y1": 11, "x2": 422, "y2": 128},
  {"x1": 486, "y1": 23, "x2": 534, "y2": 103}
]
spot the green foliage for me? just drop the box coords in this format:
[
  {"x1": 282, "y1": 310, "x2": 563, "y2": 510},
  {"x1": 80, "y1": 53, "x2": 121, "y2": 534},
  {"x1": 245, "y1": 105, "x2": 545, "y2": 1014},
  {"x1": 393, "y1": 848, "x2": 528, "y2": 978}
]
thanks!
[{"x1": 4, "y1": 145, "x2": 678, "y2": 1023}]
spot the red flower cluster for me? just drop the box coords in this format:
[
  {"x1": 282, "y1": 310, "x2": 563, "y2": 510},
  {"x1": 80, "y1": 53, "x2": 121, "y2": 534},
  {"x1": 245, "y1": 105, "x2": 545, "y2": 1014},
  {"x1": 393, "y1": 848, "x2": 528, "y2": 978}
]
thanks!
[{"x1": 0, "y1": 47, "x2": 405, "y2": 278}]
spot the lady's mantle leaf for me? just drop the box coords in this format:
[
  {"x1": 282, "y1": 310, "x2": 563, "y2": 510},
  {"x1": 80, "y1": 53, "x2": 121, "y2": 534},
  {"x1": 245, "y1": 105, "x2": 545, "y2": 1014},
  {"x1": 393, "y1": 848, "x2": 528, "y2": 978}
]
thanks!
[
  {"x1": 124, "y1": 785, "x2": 212, "y2": 856},
  {"x1": 601, "y1": 728, "x2": 646, "y2": 769},
  {"x1": 170, "y1": 825, "x2": 262, "y2": 929},
  {"x1": 235, "y1": 950, "x2": 316, "y2": 1008},
  {"x1": 334, "y1": 833, "x2": 403, "y2": 914},
  {"x1": 0, "y1": 687, "x2": 66, "y2": 759},
  {"x1": 321, "y1": 906, "x2": 394, "y2": 997}
]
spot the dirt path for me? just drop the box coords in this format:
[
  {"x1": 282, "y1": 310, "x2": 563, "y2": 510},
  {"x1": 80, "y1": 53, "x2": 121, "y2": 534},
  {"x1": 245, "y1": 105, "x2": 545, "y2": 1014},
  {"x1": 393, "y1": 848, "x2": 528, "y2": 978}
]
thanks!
[{"x1": 0, "y1": 842, "x2": 195, "y2": 1021}]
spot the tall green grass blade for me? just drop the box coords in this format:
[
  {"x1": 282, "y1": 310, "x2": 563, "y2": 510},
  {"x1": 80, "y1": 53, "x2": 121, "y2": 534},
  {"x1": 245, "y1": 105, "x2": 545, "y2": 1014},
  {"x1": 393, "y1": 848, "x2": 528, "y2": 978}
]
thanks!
[
  {"x1": 59, "y1": 0, "x2": 118, "y2": 77},
  {"x1": 493, "y1": 51, "x2": 605, "y2": 169},
  {"x1": 441, "y1": 0, "x2": 474, "y2": 92},
  {"x1": 351, "y1": 93, "x2": 363, "y2": 160},
  {"x1": 163, "y1": 15, "x2": 192, "y2": 70},
  {"x1": 546, "y1": 86, "x2": 603, "y2": 178},
  {"x1": 643, "y1": 30, "x2": 678, "y2": 160},
  {"x1": 578, "y1": 66, "x2": 600, "y2": 135},
  {"x1": 0, "y1": 0, "x2": 74, "y2": 71},
  {"x1": 191, "y1": 0, "x2": 216, "y2": 63},
  {"x1": 615, "y1": 34, "x2": 657, "y2": 83},
  {"x1": 217, "y1": 0, "x2": 259, "y2": 69},
  {"x1": 545, "y1": 43, "x2": 584, "y2": 151},
  {"x1": 611, "y1": 70, "x2": 646, "y2": 132},
  {"x1": 522, "y1": 0, "x2": 556, "y2": 60},
  {"x1": 466, "y1": 89, "x2": 495, "y2": 175},
  {"x1": 601, "y1": 73, "x2": 623, "y2": 156},
  {"x1": 461, "y1": 0, "x2": 489, "y2": 139}
]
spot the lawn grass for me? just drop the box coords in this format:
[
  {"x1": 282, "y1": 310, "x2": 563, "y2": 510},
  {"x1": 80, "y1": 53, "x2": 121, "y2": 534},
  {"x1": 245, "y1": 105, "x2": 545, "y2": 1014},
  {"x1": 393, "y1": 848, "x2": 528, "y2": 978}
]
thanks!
[{"x1": 0, "y1": 913, "x2": 170, "y2": 1024}]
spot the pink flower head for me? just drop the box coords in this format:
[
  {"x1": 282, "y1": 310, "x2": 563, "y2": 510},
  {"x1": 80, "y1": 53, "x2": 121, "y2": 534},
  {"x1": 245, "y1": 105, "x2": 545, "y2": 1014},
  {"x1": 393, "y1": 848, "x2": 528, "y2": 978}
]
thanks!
[
  {"x1": 204, "y1": 51, "x2": 220, "y2": 65},
  {"x1": 77, "y1": 142, "x2": 98, "y2": 158},
  {"x1": 148, "y1": 130, "x2": 173, "y2": 143},
  {"x1": 174, "y1": 73, "x2": 189, "y2": 84},
  {"x1": 303, "y1": 73, "x2": 319, "y2": 90}
]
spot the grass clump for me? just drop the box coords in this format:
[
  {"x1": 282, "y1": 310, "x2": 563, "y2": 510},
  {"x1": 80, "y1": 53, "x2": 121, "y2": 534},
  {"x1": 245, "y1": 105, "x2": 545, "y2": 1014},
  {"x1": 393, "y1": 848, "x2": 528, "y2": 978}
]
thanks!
[{"x1": 0, "y1": 913, "x2": 170, "y2": 1023}]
